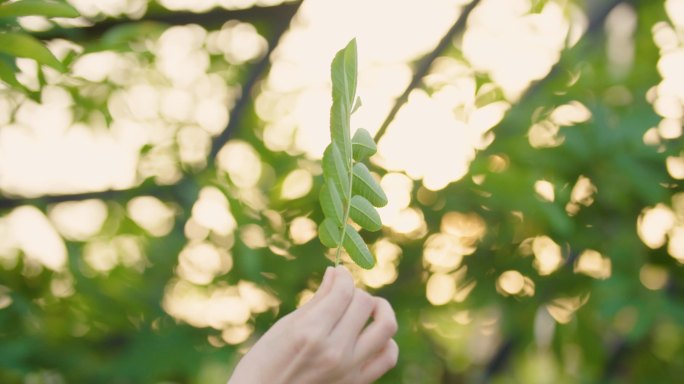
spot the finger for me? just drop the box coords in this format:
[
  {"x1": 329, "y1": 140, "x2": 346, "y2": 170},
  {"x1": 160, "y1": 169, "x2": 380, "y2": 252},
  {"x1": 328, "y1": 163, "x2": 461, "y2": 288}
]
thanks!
[
  {"x1": 300, "y1": 266, "x2": 334, "y2": 310},
  {"x1": 306, "y1": 266, "x2": 356, "y2": 333},
  {"x1": 329, "y1": 288, "x2": 375, "y2": 347},
  {"x1": 359, "y1": 339, "x2": 399, "y2": 384},
  {"x1": 354, "y1": 297, "x2": 397, "y2": 362}
]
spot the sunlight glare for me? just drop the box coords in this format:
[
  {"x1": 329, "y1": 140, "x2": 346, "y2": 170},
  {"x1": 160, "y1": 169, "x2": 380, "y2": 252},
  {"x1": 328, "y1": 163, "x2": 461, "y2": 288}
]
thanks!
[
  {"x1": 463, "y1": 0, "x2": 569, "y2": 100},
  {"x1": 497, "y1": 270, "x2": 525, "y2": 295},
  {"x1": 532, "y1": 236, "x2": 563, "y2": 275},
  {"x1": 637, "y1": 204, "x2": 676, "y2": 249},
  {"x1": 550, "y1": 101, "x2": 592, "y2": 126},
  {"x1": 666, "y1": 154, "x2": 684, "y2": 179},
  {"x1": 534, "y1": 180, "x2": 555, "y2": 202},
  {"x1": 240, "y1": 224, "x2": 268, "y2": 249},
  {"x1": 127, "y1": 196, "x2": 176, "y2": 237},
  {"x1": 574, "y1": 249, "x2": 611, "y2": 279},
  {"x1": 237, "y1": 280, "x2": 280, "y2": 314},
  {"x1": 545, "y1": 295, "x2": 588, "y2": 324},
  {"x1": 178, "y1": 242, "x2": 233, "y2": 285},
  {"x1": 280, "y1": 169, "x2": 313, "y2": 200},
  {"x1": 48, "y1": 199, "x2": 107, "y2": 241},
  {"x1": 9, "y1": 206, "x2": 67, "y2": 271},
  {"x1": 640, "y1": 264, "x2": 668, "y2": 290},
  {"x1": 426, "y1": 273, "x2": 456, "y2": 306},
  {"x1": 289, "y1": 216, "x2": 317, "y2": 245},
  {"x1": 668, "y1": 226, "x2": 684, "y2": 262},
  {"x1": 360, "y1": 239, "x2": 400, "y2": 289},
  {"x1": 666, "y1": 0, "x2": 684, "y2": 29},
  {"x1": 222, "y1": 324, "x2": 254, "y2": 345},
  {"x1": 378, "y1": 91, "x2": 472, "y2": 191},
  {"x1": 217, "y1": 140, "x2": 263, "y2": 188},
  {"x1": 192, "y1": 187, "x2": 237, "y2": 236},
  {"x1": 566, "y1": 175, "x2": 597, "y2": 215}
]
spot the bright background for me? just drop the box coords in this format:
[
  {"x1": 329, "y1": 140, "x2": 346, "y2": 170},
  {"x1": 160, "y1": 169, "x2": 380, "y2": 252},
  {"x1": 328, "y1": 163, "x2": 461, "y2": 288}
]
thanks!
[{"x1": 1, "y1": 0, "x2": 684, "y2": 382}]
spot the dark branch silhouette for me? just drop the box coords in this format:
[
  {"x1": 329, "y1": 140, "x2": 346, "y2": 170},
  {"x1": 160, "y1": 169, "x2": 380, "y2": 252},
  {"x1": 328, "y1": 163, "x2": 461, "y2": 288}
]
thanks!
[
  {"x1": 32, "y1": 2, "x2": 301, "y2": 41},
  {"x1": 0, "y1": 1, "x2": 303, "y2": 210},
  {"x1": 373, "y1": 0, "x2": 482, "y2": 143},
  {"x1": 208, "y1": 1, "x2": 301, "y2": 161}
]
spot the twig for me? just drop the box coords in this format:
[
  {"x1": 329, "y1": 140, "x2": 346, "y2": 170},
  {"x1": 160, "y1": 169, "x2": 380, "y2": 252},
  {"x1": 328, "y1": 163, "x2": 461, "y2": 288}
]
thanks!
[
  {"x1": 209, "y1": 1, "x2": 302, "y2": 161},
  {"x1": 31, "y1": 3, "x2": 301, "y2": 41},
  {"x1": 373, "y1": 0, "x2": 482, "y2": 143}
]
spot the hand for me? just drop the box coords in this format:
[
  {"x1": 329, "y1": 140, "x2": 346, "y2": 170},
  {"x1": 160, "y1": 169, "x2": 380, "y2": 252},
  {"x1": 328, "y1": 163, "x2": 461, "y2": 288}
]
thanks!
[{"x1": 228, "y1": 266, "x2": 399, "y2": 384}]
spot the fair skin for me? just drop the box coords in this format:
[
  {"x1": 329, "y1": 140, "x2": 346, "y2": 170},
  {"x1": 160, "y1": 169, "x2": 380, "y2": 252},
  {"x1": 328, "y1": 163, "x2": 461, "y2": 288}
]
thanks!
[{"x1": 228, "y1": 266, "x2": 399, "y2": 384}]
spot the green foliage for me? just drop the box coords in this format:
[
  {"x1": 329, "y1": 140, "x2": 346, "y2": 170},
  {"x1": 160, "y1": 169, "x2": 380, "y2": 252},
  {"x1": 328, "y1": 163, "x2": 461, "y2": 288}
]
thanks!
[
  {"x1": 318, "y1": 39, "x2": 386, "y2": 269},
  {"x1": 0, "y1": 32, "x2": 63, "y2": 71},
  {"x1": 0, "y1": 1, "x2": 683, "y2": 383},
  {"x1": 0, "y1": 0, "x2": 79, "y2": 18},
  {"x1": 0, "y1": 0, "x2": 79, "y2": 95}
]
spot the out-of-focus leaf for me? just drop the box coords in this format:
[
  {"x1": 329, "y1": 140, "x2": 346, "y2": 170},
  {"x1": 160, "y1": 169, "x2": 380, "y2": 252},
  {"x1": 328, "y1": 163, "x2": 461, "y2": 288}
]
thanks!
[
  {"x1": 0, "y1": 0, "x2": 79, "y2": 18},
  {"x1": 97, "y1": 22, "x2": 167, "y2": 52},
  {"x1": 0, "y1": 54, "x2": 20, "y2": 87},
  {"x1": 0, "y1": 32, "x2": 63, "y2": 71}
]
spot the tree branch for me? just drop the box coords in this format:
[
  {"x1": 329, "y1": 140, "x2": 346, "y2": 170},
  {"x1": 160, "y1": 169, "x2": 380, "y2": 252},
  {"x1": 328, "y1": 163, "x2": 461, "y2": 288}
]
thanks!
[
  {"x1": 516, "y1": 0, "x2": 626, "y2": 104},
  {"x1": 373, "y1": 0, "x2": 482, "y2": 143},
  {"x1": 0, "y1": 179, "x2": 186, "y2": 210},
  {"x1": 32, "y1": 2, "x2": 301, "y2": 41},
  {"x1": 209, "y1": 1, "x2": 302, "y2": 161},
  {"x1": 0, "y1": 1, "x2": 302, "y2": 211}
]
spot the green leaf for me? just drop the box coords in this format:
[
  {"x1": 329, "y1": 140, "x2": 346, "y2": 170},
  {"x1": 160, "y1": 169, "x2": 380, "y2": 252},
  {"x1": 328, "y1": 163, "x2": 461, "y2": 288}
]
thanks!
[
  {"x1": 323, "y1": 143, "x2": 350, "y2": 198},
  {"x1": 352, "y1": 163, "x2": 388, "y2": 207},
  {"x1": 349, "y1": 195, "x2": 382, "y2": 232},
  {"x1": 0, "y1": 0, "x2": 79, "y2": 18},
  {"x1": 0, "y1": 32, "x2": 63, "y2": 71},
  {"x1": 342, "y1": 224, "x2": 375, "y2": 269},
  {"x1": 351, "y1": 96, "x2": 362, "y2": 114},
  {"x1": 0, "y1": 55, "x2": 20, "y2": 88},
  {"x1": 96, "y1": 21, "x2": 166, "y2": 52},
  {"x1": 330, "y1": 38, "x2": 357, "y2": 163},
  {"x1": 320, "y1": 180, "x2": 345, "y2": 226},
  {"x1": 319, "y1": 218, "x2": 341, "y2": 248},
  {"x1": 351, "y1": 128, "x2": 377, "y2": 161}
]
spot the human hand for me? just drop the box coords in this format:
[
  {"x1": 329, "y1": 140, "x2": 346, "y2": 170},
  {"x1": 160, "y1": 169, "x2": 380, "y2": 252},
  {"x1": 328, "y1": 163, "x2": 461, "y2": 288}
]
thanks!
[{"x1": 228, "y1": 266, "x2": 399, "y2": 384}]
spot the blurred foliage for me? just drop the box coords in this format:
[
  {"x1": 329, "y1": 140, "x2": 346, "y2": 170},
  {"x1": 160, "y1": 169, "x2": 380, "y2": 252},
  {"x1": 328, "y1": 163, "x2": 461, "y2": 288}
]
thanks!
[{"x1": 1, "y1": 0, "x2": 684, "y2": 383}]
